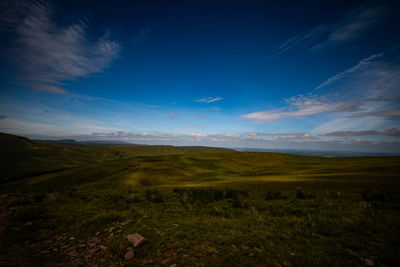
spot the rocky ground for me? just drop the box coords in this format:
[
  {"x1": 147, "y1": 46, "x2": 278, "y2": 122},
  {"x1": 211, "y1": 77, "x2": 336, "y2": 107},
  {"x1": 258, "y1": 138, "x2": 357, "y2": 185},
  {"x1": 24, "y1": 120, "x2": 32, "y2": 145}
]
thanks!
[{"x1": 0, "y1": 194, "x2": 186, "y2": 266}]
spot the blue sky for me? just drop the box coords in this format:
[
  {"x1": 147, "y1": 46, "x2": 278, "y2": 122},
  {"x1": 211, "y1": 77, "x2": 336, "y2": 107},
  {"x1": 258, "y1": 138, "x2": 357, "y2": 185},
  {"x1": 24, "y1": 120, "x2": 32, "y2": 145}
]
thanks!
[{"x1": 0, "y1": 0, "x2": 399, "y2": 152}]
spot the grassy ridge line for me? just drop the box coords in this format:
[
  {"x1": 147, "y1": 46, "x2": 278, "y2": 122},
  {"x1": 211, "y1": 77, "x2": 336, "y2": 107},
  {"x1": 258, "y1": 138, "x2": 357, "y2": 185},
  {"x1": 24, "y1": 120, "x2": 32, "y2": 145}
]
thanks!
[{"x1": 0, "y1": 132, "x2": 234, "y2": 183}]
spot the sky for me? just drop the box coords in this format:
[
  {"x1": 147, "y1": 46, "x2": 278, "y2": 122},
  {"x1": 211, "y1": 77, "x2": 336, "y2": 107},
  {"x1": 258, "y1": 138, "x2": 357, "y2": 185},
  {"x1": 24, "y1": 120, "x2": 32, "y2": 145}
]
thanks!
[{"x1": 0, "y1": 0, "x2": 400, "y2": 152}]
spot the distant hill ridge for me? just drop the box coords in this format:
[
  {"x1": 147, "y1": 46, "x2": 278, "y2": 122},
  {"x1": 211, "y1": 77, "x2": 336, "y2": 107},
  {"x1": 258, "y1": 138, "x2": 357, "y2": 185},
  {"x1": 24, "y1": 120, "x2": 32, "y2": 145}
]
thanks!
[{"x1": 35, "y1": 139, "x2": 136, "y2": 145}]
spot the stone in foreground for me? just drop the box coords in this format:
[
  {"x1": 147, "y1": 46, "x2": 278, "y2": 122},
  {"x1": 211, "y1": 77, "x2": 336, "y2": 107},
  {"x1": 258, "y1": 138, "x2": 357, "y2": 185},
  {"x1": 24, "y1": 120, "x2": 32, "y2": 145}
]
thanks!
[
  {"x1": 126, "y1": 233, "x2": 146, "y2": 247},
  {"x1": 125, "y1": 250, "x2": 135, "y2": 260}
]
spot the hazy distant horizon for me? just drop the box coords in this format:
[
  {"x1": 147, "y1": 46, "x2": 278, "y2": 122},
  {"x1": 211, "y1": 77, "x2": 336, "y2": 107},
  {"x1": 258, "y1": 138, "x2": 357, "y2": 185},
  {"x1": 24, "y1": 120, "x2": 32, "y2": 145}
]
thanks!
[{"x1": 2, "y1": 131, "x2": 396, "y2": 155}]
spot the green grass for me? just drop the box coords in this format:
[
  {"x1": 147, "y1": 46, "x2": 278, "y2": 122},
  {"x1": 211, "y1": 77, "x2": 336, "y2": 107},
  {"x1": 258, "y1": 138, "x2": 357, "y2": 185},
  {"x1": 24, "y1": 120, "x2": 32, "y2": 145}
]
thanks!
[
  {"x1": 0, "y1": 132, "x2": 233, "y2": 183},
  {"x1": 1, "y1": 133, "x2": 400, "y2": 266}
]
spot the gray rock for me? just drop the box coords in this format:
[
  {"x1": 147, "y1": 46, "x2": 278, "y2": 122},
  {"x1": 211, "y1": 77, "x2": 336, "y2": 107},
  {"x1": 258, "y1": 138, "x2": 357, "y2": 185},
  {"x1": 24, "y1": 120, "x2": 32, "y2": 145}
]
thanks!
[{"x1": 126, "y1": 233, "x2": 146, "y2": 247}]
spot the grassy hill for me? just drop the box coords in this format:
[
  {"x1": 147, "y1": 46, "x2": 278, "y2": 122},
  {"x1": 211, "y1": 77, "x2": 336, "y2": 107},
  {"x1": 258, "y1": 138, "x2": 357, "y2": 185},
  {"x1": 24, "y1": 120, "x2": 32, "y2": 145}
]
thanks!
[
  {"x1": 0, "y1": 133, "x2": 233, "y2": 183},
  {"x1": 0, "y1": 132, "x2": 399, "y2": 266}
]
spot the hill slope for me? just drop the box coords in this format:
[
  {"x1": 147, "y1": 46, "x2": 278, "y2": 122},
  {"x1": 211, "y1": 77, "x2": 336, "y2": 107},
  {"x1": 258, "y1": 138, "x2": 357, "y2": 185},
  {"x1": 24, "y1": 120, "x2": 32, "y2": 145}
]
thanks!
[
  {"x1": 0, "y1": 133, "x2": 399, "y2": 266},
  {"x1": 0, "y1": 132, "x2": 234, "y2": 182}
]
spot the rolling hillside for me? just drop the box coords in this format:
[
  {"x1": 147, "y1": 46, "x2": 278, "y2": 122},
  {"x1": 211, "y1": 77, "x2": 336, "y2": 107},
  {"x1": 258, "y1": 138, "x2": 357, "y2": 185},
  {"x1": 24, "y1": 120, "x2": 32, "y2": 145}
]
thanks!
[
  {"x1": 0, "y1": 133, "x2": 234, "y2": 183},
  {"x1": 1, "y1": 132, "x2": 399, "y2": 266}
]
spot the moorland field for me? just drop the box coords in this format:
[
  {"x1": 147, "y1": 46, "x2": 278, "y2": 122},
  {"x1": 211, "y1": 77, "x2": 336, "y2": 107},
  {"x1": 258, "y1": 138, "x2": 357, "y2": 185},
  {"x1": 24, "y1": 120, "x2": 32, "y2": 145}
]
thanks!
[{"x1": 0, "y1": 132, "x2": 399, "y2": 266}]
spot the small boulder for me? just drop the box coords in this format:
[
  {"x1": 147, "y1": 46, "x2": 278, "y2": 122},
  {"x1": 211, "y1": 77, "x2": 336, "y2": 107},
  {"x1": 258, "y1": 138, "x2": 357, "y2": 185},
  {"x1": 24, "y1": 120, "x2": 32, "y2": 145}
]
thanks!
[
  {"x1": 125, "y1": 250, "x2": 135, "y2": 260},
  {"x1": 121, "y1": 220, "x2": 131, "y2": 226},
  {"x1": 127, "y1": 233, "x2": 146, "y2": 247}
]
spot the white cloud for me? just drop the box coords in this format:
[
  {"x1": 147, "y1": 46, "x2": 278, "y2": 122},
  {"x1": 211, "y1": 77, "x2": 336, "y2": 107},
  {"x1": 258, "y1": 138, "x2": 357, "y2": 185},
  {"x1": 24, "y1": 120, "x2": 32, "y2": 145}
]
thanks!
[
  {"x1": 1, "y1": 1, "x2": 120, "y2": 94},
  {"x1": 195, "y1": 97, "x2": 223, "y2": 103},
  {"x1": 241, "y1": 94, "x2": 360, "y2": 123}
]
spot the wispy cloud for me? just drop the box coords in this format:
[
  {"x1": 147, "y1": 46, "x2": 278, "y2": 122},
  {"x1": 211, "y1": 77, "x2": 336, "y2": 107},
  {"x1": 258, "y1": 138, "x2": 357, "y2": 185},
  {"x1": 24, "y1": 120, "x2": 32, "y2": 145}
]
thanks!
[
  {"x1": 243, "y1": 45, "x2": 400, "y2": 127},
  {"x1": 0, "y1": 116, "x2": 122, "y2": 135},
  {"x1": 72, "y1": 123, "x2": 122, "y2": 131},
  {"x1": 347, "y1": 109, "x2": 400, "y2": 120},
  {"x1": 322, "y1": 128, "x2": 400, "y2": 137},
  {"x1": 241, "y1": 94, "x2": 360, "y2": 123},
  {"x1": 313, "y1": 53, "x2": 383, "y2": 91},
  {"x1": 195, "y1": 97, "x2": 223, "y2": 103},
  {"x1": 311, "y1": 46, "x2": 400, "y2": 134},
  {"x1": 273, "y1": 3, "x2": 389, "y2": 56},
  {"x1": 1, "y1": 1, "x2": 120, "y2": 94}
]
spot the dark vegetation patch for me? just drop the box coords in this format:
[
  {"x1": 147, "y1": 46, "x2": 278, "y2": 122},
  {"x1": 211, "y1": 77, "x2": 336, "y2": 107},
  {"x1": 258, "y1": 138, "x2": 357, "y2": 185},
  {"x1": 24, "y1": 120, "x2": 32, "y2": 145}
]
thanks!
[{"x1": 361, "y1": 190, "x2": 400, "y2": 202}]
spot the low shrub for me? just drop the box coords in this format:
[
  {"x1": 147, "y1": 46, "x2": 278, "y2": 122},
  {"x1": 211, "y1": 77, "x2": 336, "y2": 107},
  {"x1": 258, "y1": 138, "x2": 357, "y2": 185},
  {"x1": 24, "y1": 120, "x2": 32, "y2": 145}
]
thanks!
[
  {"x1": 104, "y1": 192, "x2": 126, "y2": 203},
  {"x1": 327, "y1": 190, "x2": 341, "y2": 199},
  {"x1": 296, "y1": 188, "x2": 315, "y2": 199},
  {"x1": 138, "y1": 176, "x2": 160, "y2": 187},
  {"x1": 126, "y1": 192, "x2": 140, "y2": 203},
  {"x1": 362, "y1": 190, "x2": 399, "y2": 202},
  {"x1": 265, "y1": 191, "x2": 289, "y2": 200},
  {"x1": 146, "y1": 189, "x2": 164, "y2": 203},
  {"x1": 174, "y1": 188, "x2": 226, "y2": 203},
  {"x1": 232, "y1": 193, "x2": 248, "y2": 209},
  {"x1": 225, "y1": 189, "x2": 249, "y2": 199}
]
